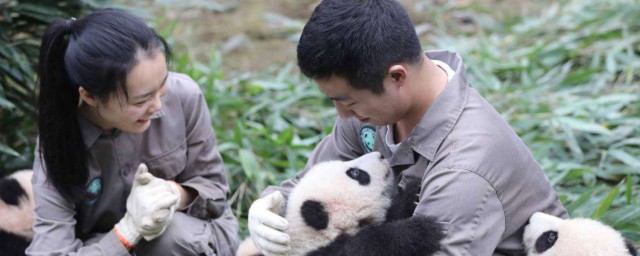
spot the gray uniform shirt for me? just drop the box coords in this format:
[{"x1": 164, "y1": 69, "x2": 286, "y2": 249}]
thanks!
[
  {"x1": 263, "y1": 50, "x2": 568, "y2": 256},
  {"x1": 27, "y1": 73, "x2": 237, "y2": 256}
]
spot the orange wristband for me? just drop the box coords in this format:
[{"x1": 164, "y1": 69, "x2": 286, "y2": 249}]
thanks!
[{"x1": 114, "y1": 226, "x2": 135, "y2": 250}]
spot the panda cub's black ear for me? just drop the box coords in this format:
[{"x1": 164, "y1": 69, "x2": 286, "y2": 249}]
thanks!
[
  {"x1": 301, "y1": 200, "x2": 329, "y2": 230},
  {"x1": 0, "y1": 177, "x2": 26, "y2": 206}
]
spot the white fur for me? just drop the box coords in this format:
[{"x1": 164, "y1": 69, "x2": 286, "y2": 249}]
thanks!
[
  {"x1": 524, "y1": 212, "x2": 632, "y2": 256},
  {"x1": 0, "y1": 170, "x2": 35, "y2": 239},
  {"x1": 284, "y1": 152, "x2": 394, "y2": 255}
]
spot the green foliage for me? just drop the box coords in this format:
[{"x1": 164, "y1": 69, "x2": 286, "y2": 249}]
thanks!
[{"x1": 0, "y1": 0, "x2": 102, "y2": 173}]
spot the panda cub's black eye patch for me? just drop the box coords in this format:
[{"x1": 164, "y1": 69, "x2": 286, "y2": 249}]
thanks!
[
  {"x1": 535, "y1": 231, "x2": 558, "y2": 253},
  {"x1": 346, "y1": 167, "x2": 370, "y2": 185}
]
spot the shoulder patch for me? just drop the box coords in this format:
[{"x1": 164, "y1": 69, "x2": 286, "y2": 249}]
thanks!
[
  {"x1": 84, "y1": 177, "x2": 102, "y2": 206},
  {"x1": 359, "y1": 125, "x2": 376, "y2": 153}
]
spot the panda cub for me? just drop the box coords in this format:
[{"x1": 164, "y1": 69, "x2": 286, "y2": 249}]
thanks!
[
  {"x1": 524, "y1": 212, "x2": 638, "y2": 256},
  {"x1": 0, "y1": 170, "x2": 35, "y2": 256},
  {"x1": 239, "y1": 152, "x2": 444, "y2": 256}
]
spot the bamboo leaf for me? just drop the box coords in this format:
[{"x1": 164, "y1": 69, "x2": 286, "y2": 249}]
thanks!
[
  {"x1": 0, "y1": 143, "x2": 21, "y2": 157},
  {"x1": 565, "y1": 190, "x2": 593, "y2": 213},
  {"x1": 557, "y1": 117, "x2": 612, "y2": 135},
  {"x1": 609, "y1": 149, "x2": 640, "y2": 167},
  {"x1": 592, "y1": 185, "x2": 619, "y2": 219},
  {"x1": 239, "y1": 149, "x2": 260, "y2": 180}
]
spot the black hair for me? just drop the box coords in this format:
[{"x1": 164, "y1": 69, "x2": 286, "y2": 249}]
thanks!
[
  {"x1": 297, "y1": 0, "x2": 423, "y2": 94},
  {"x1": 36, "y1": 9, "x2": 171, "y2": 202}
]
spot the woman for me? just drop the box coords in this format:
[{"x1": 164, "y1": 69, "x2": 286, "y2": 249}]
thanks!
[{"x1": 27, "y1": 9, "x2": 238, "y2": 255}]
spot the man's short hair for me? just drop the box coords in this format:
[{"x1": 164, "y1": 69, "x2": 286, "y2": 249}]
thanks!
[{"x1": 297, "y1": 0, "x2": 423, "y2": 94}]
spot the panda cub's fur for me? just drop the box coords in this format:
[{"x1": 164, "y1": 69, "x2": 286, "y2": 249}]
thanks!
[
  {"x1": 238, "y1": 152, "x2": 444, "y2": 256},
  {"x1": 0, "y1": 170, "x2": 35, "y2": 256},
  {"x1": 524, "y1": 212, "x2": 637, "y2": 256}
]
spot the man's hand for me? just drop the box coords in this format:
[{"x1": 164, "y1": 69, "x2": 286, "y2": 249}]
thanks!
[{"x1": 248, "y1": 191, "x2": 291, "y2": 255}]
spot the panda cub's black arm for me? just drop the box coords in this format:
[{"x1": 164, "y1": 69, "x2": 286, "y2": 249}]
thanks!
[{"x1": 307, "y1": 216, "x2": 445, "y2": 256}]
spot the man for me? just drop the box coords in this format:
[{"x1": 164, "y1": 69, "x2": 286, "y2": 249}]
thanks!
[{"x1": 248, "y1": 0, "x2": 568, "y2": 255}]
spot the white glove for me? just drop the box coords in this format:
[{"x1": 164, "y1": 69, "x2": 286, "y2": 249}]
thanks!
[
  {"x1": 115, "y1": 164, "x2": 180, "y2": 248},
  {"x1": 248, "y1": 191, "x2": 290, "y2": 256},
  {"x1": 139, "y1": 175, "x2": 181, "y2": 241}
]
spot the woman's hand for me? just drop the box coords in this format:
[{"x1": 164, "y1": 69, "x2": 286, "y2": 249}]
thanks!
[{"x1": 114, "y1": 164, "x2": 181, "y2": 248}]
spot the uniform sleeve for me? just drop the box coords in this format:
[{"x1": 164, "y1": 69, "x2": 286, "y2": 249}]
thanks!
[
  {"x1": 415, "y1": 168, "x2": 505, "y2": 256},
  {"x1": 26, "y1": 143, "x2": 130, "y2": 256},
  {"x1": 174, "y1": 76, "x2": 231, "y2": 220},
  {"x1": 261, "y1": 117, "x2": 365, "y2": 199}
]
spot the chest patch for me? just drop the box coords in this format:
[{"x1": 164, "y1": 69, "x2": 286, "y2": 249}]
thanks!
[
  {"x1": 360, "y1": 125, "x2": 376, "y2": 152},
  {"x1": 84, "y1": 177, "x2": 102, "y2": 206}
]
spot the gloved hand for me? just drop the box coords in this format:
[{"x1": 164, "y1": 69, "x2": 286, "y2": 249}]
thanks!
[
  {"x1": 114, "y1": 164, "x2": 180, "y2": 248},
  {"x1": 248, "y1": 191, "x2": 290, "y2": 255},
  {"x1": 139, "y1": 174, "x2": 181, "y2": 241}
]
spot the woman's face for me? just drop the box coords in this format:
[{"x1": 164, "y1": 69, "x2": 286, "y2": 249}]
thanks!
[{"x1": 94, "y1": 52, "x2": 168, "y2": 133}]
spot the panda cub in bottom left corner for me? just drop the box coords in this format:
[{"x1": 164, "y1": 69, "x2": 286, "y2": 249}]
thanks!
[
  {"x1": 238, "y1": 152, "x2": 445, "y2": 256},
  {"x1": 0, "y1": 170, "x2": 35, "y2": 256}
]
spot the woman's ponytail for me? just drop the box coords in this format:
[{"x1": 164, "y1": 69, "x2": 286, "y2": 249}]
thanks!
[{"x1": 37, "y1": 18, "x2": 87, "y2": 202}]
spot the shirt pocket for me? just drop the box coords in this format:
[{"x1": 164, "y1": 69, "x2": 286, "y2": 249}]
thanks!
[{"x1": 145, "y1": 139, "x2": 187, "y2": 180}]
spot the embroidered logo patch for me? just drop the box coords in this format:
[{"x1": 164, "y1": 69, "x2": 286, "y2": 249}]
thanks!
[
  {"x1": 84, "y1": 177, "x2": 102, "y2": 206},
  {"x1": 360, "y1": 126, "x2": 376, "y2": 152}
]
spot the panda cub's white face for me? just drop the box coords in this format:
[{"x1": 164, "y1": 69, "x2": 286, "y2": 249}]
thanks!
[
  {"x1": 285, "y1": 152, "x2": 395, "y2": 254},
  {"x1": 524, "y1": 212, "x2": 635, "y2": 256}
]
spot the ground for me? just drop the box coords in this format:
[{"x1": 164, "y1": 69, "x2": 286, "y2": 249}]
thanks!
[{"x1": 126, "y1": 0, "x2": 550, "y2": 75}]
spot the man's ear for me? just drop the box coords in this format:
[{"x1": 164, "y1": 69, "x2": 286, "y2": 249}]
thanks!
[
  {"x1": 78, "y1": 87, "x2": 99, "y2": 107},
  {"x1": 388, "y1": 64, "x2": 407, "y2": 86}
]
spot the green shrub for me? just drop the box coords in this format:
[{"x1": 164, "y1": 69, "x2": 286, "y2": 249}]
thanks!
[{"x1": 0, "y1": 0, "x2": 103, "y2": 173}]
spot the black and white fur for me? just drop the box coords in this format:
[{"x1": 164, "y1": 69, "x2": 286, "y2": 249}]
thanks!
[
  {"x1": 0, "y1": 170, "x2": 35, "y2": 256},
  {"x1": 524, "y1": 212, "x2": 637, "y2": 256},
  {"x1": 238, "y1": 152, "x2": 444, "y2": 256}
]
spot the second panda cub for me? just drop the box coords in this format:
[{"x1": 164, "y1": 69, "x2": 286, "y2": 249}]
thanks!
[{"x1": 285, "y1": 152, "x2": 444, "y2": 256}]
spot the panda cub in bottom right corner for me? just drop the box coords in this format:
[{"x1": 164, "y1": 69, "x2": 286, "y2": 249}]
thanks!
[{"x1": 524, "y1": 212, "x2": 638, "y2": 256}]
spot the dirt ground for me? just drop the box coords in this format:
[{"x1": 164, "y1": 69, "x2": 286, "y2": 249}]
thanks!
[{"x1": 131, "y1": 0, "x2": 551, "y2": 75}]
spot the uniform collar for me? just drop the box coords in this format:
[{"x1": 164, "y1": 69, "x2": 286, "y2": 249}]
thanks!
[
  {"x1": 78, "y1": 114, "x2": 104, "y2": 148},
  {"x1": 408, "y1": 50, "x2": 470, "y2": 161}
]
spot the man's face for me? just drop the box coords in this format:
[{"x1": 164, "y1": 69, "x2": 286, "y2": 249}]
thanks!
[{"x1": 316, "y1": 75, "x2": 408, "y2": 126}]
